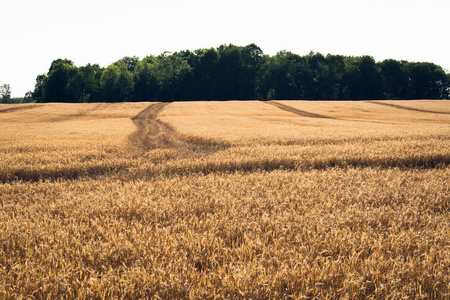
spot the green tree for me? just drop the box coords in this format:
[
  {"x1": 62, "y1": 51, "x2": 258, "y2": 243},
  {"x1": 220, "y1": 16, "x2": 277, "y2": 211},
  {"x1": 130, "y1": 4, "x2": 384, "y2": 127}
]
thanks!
[
  {"x1": 379, "y1": 59, "x2": 411, "y2": 99},
  {"x1": 192, "y1": 48, "x2": 220, "y2": 100},
  {"x1": 23, "y1": 91, "x2": 34, "y2": 103},
  {"x1": 32, "y1": 74, "x2": 46, "y2": 103},
  {"x1": 79, "y1": 64, "x2": 103, "y2": 102},
  {"x1": 409, "y1": 62, "x2": 449, "y2": 99},
  {"x1": 133, "y1": 56, "x2": 160, "y2": 101},
  {"x1": 358, "y1": 55, "x2": 383, "y2": 99},
  {"x1": 216, "y1": 44, "x2": 243, "y2": 100},
  {"x1": 239, "y1": 43, "x2": 264, "y2": 99},
  {"x1": 0, "y1": 84, "x2": 11, "y2": 103},
  {"x1": 342, "y1": 57, "x2": 362, "y2": 100},
  {"x1": 342, "y1": 56, "x2": 383, "y2": 100},
  {"x1": 324, "y1": 54, "x2": 346, "y2": 100},
  {"x1": 303, "y1": 52, "x2": 327, "y2": 100},
  {"x1": 100, "y1": 62, "x2": 134, "y2": 102},
  {"x1": 119, "y1": 56, "x2": 139, "y2": 73},
  {"x1": 151, "y1": 52, "x2": 193, "y2": 101},
  {"x1": 260, "y1": 51, "x2": 299, "y2": 100},
  {"x1": 447, "y1": 74, "x2": 450, "y2": 99},
  {"x1": 42, "y1": 59, "x2": 82, "y2": 102}
]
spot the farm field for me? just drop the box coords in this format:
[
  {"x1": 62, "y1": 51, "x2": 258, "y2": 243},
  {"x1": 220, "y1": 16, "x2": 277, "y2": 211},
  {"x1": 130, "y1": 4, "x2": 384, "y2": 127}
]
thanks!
[{"x1": 1, "y1": 100, "x2": 449, "y2": 299}]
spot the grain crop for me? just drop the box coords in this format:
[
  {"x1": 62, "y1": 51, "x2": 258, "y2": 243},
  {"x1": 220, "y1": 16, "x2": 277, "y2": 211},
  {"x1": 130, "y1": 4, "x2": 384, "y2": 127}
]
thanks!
[{"x1": 1, "y1": 100, "x2": 449, "y2": 299}]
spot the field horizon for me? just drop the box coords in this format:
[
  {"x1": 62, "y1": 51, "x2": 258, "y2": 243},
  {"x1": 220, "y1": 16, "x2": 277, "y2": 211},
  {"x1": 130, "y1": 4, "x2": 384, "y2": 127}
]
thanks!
[{"x1": 1, "y1": 100, "x2": 449, "y2": 299}]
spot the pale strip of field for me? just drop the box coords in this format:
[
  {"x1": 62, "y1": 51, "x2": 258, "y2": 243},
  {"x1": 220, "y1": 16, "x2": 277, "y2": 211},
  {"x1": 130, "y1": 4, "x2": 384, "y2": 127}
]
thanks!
[
  {"x1": 276, "y1": 100, "x2": 450, "y2": 124},
  {"x1": 0, "y1": 102, "x2": 150, "y2": 122},
  {"x1": 373, "y1": 99, "x2": 450, "y2": 114},
  {"x1": 159, "y1": 100, "x2": 450, "y2": 145},
  {"x1": 158, "y1": 100, "x2": 295, "y2": 117},
  {"x1": 0, "y1": 102, "x2": 149, "y2": 148}
]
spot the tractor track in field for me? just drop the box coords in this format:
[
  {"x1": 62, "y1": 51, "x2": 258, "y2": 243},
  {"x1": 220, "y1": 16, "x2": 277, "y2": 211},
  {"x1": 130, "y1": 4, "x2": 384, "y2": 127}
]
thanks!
[
  {"x1": 266, "y1": 101, "x2": 333, "y2": 119},
  {"x1": 0, "y1": 105, "x2": 41, "y2": 114},
  {"x1": 129, "y1": 102, "x2": 228, "y2": 153},
  {"x1": 367, "y1": 101, "x2": 450, "y2": 115},
  {"x1": 130, "y1": 102, "x2": 190, "y2": 151}
]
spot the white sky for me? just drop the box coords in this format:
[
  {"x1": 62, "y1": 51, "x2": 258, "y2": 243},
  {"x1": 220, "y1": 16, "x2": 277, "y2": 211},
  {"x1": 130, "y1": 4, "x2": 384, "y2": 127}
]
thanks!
[{"x1": 1, "y1": 0, "x2": 449, "y2": 97}]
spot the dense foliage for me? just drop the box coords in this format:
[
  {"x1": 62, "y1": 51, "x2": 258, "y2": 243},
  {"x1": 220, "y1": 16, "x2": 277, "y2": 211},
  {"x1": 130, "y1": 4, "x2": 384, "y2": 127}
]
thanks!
[
  {"x1": 0, "y1": 84, "x2": 11, "y2": 103},
  {"x1": 31, "y1": 44, "x2": 450, "y2": 102}
]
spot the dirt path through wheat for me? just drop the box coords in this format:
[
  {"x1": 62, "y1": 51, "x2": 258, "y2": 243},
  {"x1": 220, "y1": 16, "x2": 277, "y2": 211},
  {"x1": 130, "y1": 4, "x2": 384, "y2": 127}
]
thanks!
[{"x1": 129, "y1": 103, "x2": 191, "y2": 150}]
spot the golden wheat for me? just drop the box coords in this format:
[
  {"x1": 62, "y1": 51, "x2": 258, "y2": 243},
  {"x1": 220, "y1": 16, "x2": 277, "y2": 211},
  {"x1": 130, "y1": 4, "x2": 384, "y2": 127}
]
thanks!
[
  {"x1": 1, "y1": 100, "x2": 449, "y2": 299},
  {"x1": 159, "y1": 101, "x2": 450, "y2": 145}
]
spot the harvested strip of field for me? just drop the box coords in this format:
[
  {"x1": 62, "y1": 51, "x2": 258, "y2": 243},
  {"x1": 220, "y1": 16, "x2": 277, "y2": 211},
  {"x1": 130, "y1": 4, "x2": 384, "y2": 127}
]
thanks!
[
  {"x1": 368, "y1": 100, "x2": 450, "y2": 114},
  {"x1": 266, "y1": 100, "x2": 332, "y2": 119}
]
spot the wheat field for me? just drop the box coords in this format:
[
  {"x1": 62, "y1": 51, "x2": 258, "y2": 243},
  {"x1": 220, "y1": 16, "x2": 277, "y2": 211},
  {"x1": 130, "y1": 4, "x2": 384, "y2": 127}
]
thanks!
[{"x1": 1, "y1": 100, "x2": 449, "y2": 299}]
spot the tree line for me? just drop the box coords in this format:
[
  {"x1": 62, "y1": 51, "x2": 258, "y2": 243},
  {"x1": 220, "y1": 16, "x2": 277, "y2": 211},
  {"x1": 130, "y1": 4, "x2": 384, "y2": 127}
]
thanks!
[
  {"x1": 27, "y1": 43, "x2": 450, "y2": 103},
  {"x1": 0, "y1": 84, "x2": 34, "y2": 104}
]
